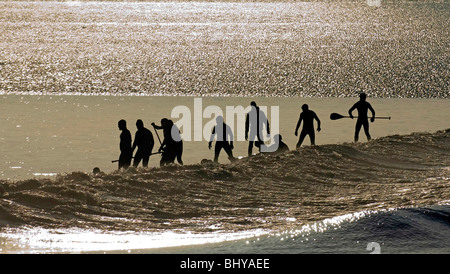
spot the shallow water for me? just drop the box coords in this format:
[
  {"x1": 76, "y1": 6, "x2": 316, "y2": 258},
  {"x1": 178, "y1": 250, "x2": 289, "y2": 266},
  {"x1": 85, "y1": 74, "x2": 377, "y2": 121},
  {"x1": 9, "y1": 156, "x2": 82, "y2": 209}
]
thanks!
[
  {"x1": 0, "y1": 129, "x2": 449, "y2": 253},
  {"x1": 0, "y1": 1, "x2": 448, "y2": 98},
  {"x1": 0, "y1": 1, "x2": 449, "y2": 254},
  {"x1": 0, "y1": 95, "x2": 449, "y2": 180}
]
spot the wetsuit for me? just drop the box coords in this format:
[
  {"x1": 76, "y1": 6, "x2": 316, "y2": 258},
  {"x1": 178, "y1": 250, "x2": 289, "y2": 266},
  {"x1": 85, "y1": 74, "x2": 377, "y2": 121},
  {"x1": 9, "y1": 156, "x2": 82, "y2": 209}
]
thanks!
[
  {"x1": 295, "y1": 110, "x2": 320, "y2": 148},
  {"x1": 245, "y1": 106, "x2": 270, "y2": 156},
  {"x1": 132, "y1": 127, "x2": 154, "y2": 168},
  {"x1": 210, "y1": 122, "x2": 234, "y2": 162},
  {"x1": 119, "y1": 129, "x2": 132, "y2": 169},
  {"x1": 349, "y1": 100, "x2": 375, "y2": 142}
]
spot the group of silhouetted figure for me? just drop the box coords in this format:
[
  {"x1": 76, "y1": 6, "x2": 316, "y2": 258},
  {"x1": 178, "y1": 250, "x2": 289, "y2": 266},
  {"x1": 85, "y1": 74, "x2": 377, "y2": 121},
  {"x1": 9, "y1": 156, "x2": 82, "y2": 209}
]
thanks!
[
  {"x1": 117, "y1": 118, "x2": 183, "y2": 169},
  {"x1": 117, "y1": 93, "x2": 376, "y2": 170}
]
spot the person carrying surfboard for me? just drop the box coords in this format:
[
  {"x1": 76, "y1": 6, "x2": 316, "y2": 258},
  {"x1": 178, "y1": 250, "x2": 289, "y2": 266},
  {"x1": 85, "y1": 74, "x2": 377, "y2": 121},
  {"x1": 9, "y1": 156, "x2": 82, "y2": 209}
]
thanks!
[
  {"x1": 348, "y1": 93, "x2": 375, "y2": 142},
  {"x1": 294, "y1": 104, "x2": 321, "y2": 148}
]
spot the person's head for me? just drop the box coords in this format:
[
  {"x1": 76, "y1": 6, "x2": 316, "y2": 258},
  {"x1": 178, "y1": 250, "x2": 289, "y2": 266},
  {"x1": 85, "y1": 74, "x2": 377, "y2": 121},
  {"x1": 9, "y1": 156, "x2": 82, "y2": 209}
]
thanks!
[
  {"x1": 250, "y1": 101, "x2": 257, "y2": 108},
  {"x1": 136, "y1": 119, "x2": 144, "y2": 129},
  {"x1": 161, "y1": 118, "x2": 169, "y2": 127},
  {"x1": 118, "y1": 119, "x2": 127, "y2": 130},
  {"x1": 301, "y1": 104, "x2": 309, "y2": 111},
  {"x1": 93, "y1": 167, "x2": 101, "y2": 175},
  {"x1": 359, "y1": 93, "x2": 367, "y2": 101},
  {"x1": 216, "y1": 115, "x2": 223, "y2": 124}
]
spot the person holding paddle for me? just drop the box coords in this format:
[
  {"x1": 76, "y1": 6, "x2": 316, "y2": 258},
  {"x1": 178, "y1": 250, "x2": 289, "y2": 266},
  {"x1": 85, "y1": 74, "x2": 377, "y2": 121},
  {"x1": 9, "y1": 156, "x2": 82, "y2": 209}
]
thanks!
[
  {"x1": 294, "y1": 104, "x2": 321, "y2": 148},
  {"x1": 152, "y1": 118, "x2": 184, "y2": 166},
  {"x1": 348, "y1": 93, "x2": 375, "y2": 142}
]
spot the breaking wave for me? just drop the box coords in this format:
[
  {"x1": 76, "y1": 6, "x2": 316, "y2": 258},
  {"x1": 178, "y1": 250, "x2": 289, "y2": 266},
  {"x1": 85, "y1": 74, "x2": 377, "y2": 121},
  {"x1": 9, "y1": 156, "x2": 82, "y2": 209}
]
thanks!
[{"x1": 1, "y1": 129, "x2": 448, "y2": 237}]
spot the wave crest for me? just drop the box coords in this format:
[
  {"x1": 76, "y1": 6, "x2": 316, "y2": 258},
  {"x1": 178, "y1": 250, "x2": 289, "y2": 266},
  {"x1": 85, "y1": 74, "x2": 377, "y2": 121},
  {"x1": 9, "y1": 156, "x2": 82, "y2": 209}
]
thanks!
[{"x1": 0, "y1": 129, "x2": 449, "y2": 233}]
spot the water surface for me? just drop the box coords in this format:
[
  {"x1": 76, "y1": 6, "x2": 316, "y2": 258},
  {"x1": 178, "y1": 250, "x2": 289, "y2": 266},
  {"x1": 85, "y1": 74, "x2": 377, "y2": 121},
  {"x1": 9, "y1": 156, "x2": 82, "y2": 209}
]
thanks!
[{"x1": 1, "y1": 1, "x2": 448, "y2": 98}]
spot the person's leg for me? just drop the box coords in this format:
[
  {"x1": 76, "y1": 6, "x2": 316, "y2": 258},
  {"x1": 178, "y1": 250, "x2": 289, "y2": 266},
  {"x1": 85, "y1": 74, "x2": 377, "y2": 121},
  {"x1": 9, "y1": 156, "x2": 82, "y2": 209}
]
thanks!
[
  {"x1": 248, "y1": 141, "x2": 254, "y2": 157},
  {"x1": 133, "y1": 150, "x2": 142, "y2": 167},
  {"x1": 160, "y1": 151, "x2": 169, "y2": 167},
  {"x1": 223, "y1": 142, "x2": 235, "y2": 161},
  {"x1": 309, "y1": 130, "x2": 316, "y2": 146},
  {"x1": 363, "y1": 120, "x2": 371, "y2": 141},
  {"x1": 256, "y1": 131, "x2": 264, "y2": 153},
  {"x1": 354, "y1": 121, "x2": 363, "y2": 142},
  {"x1": 176, "y1": 142, "x2": 183, "y2": 165},
  {"x1": 296, "y1": 130, "x2": 307, "y2": 148},
  {"x1": 214, "y1": 142, "x2": 222, "y2": 162},
  {"x1": 142, "y1": 152, "x2": 150, "y2": 168},
  {"x1": 118, "y1": 153, "x2": 125, "y2": 169}
]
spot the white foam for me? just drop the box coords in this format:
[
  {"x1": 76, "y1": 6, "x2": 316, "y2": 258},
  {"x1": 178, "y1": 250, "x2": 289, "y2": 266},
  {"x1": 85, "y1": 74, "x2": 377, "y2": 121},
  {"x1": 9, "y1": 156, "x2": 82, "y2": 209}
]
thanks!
[{"x1": 0, "y1": 227, "x2": 269, "y2": 254}]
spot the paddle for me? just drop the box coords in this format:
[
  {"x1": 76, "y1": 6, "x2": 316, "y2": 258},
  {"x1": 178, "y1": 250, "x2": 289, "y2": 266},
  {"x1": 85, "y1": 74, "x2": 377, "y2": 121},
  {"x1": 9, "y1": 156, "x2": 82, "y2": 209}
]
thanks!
[
  {"x1": 152, "y1": 124, "x2": 163, "y2": 145},
  {"x1": 330, "y1": 113, "x2": 391, "y2": 120},
  {"x1": 111, "y1": 152, "x2": 162, "y2": 163}
]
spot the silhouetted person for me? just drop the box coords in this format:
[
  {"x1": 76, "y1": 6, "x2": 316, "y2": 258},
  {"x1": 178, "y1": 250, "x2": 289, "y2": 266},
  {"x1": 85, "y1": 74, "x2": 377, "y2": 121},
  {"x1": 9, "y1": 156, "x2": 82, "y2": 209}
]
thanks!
[
  {"x1": 274, "y1": 134, "x2": 289, "y2": 153},
  {"x1": 93, "y1": 167, "x2": 101, "y2": 175},
  {"x1": 208, "y1": 116, "x2": 236, "y2": 163},
  {"x1": 295, "y1": 104, "x2": 321, "y2": 148},
  {"x1": 170, "y1": 120, "x2": 184, "y2": 165},
  {"x1": 152, "y1": 118, "x2": 183, "y2": 166},
  {"x1": 245, "y1": 101, "x2": 270, "y2": 157},
  {"x1": 263, "y1": 134, "x2": 290, "y2": 154},
  {"x1": 348, "y1": 93, "x2": 375, "y2": 142},
  {"x1": 118, "y1": 119, "x2": 132, "y2": 169},
  {"x1": 132, "y1": 119, "x2": 154, "y2": 168}
]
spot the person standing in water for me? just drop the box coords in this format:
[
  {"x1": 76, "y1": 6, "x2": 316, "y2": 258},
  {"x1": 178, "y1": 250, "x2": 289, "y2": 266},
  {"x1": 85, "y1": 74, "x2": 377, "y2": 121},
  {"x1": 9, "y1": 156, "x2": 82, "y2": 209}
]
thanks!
[
  {"x1": 118, "y1": 119, "x2": 132, "y2": 169},
  {"x1": 348, "y1": 93, "x2": 375, "y2": 142},
  {"x1": 132, "y1": 119, "x2": 154, "y2": 168},
  {"x1": 264, "y1": 134, "x2": 289, "y2": 154},
  {"x1": 168, "y1": 119, "x2": 184, "y2": 165},
  {"x1": 294, "y1": 104, "x2": 321, "y2": 148},
  {"x1": 152, "y1": 118, "x2": 183, "y2": 166},
  {"x1": 245, "y1": 101, "x2": 270, "y2": 157},
  {"x1": 208, "y1": 116, "x2": 236, "y2": 163}
]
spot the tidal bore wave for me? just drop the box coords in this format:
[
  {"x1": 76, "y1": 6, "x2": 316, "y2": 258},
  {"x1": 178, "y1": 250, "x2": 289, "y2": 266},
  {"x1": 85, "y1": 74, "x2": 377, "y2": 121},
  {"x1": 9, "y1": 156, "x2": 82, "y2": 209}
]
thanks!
[{"x1": 0, "y1": 130, "x2": 449, "y2": 235}]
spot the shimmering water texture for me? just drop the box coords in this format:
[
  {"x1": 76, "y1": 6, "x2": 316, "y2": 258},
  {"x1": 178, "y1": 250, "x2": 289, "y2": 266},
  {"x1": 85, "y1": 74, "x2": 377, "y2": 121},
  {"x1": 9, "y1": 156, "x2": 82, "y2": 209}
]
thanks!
[
  {"x1": 0, "y1": 1, "x2": 449, "y2": 254},
  {"x1": 0, "y1": 1, "x2": 448, "y2": 98},
  {"x1": 0, "y1": 129, "x2": 449, "y2": 252}
]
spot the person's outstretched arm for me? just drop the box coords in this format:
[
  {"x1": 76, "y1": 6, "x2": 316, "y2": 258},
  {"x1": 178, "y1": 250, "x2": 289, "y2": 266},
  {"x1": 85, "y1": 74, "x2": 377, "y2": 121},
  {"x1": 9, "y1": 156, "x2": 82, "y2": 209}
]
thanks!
[
  {"x1": 227, "y1": 125, "x2": 234, "y2": 149},
  {"x1": 132, "y1": 132, "x2": 138, "y2": 152},
  {"x1": 151, "y1": 122, "x2": 163, "y2": 130},
  {"x1": 208, "y1": 126, "x2": 216, "y2": 149},
  {"x1": 369, "y1": 103, "x2": 376, "y2": 122},
  {"x1": 348, "y1": 104, "x2": 357, "y2": 119},
  {"x1": 315, "y1": 113, "x2": 321, "y2": 132}
]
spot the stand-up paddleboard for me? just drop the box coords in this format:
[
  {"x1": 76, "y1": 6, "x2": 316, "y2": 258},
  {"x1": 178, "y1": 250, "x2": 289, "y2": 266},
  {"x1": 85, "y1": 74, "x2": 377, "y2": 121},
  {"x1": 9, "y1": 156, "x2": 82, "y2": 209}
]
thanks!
[
  {"x1": 111, "y1": 152, "x2": 161, "y2": 163},
  {"x1": 233, "y1": 153, "x2": 259, "y2": 161}
]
